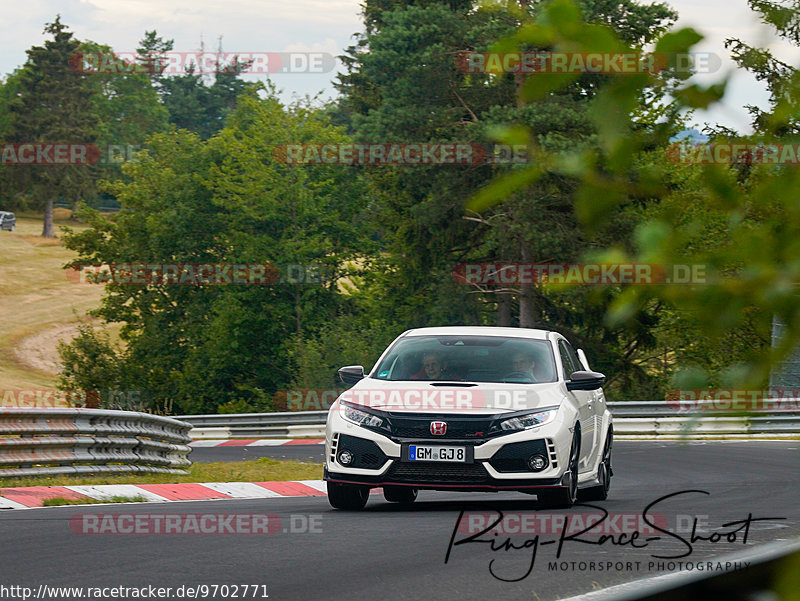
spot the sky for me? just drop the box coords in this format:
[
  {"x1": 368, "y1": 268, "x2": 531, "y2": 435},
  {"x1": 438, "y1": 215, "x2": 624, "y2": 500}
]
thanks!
[{"x1": 1, "y1": 0, "x2": 799, "y2": 134}]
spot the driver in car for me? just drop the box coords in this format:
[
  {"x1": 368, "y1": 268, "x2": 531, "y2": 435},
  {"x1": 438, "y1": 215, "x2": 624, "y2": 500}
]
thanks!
[
  {"x1": 508, "y1": 351, "x2": 537, "y2": 382},
  {"x1": 412, "y1": 352, "x2": 455, "y2": 380}
]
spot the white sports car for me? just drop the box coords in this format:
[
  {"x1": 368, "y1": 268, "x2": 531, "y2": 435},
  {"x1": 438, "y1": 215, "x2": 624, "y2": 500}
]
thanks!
[{"x1": 324, "y1": 326, "x2": 613, "y2": 510}]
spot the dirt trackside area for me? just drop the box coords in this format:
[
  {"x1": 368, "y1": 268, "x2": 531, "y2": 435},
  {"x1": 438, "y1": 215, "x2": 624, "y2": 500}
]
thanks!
[{"x1": 0, "y1": 211, "x2": 109, "y2": 400}]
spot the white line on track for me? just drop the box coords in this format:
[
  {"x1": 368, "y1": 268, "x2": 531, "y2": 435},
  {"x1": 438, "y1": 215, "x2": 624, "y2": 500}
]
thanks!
[
  {"x1": 198, "y1": 482, "x2": 285, "y2": 498},
  {"x1": 65, "y1": 485, "x2": 171, "y2": 502}
]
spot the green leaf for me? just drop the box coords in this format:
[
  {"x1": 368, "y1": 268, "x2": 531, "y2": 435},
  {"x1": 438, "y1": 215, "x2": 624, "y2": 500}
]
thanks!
[
  {"x1": 674, "y1": 82, "x2": 727, "y2": 109},
  {"x1": 466, "y1": 165, "x2": 543, "y2": 211}
]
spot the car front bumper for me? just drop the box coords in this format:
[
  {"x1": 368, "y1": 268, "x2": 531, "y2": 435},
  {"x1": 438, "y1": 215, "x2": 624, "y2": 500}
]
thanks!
[{"x1": 324, "y1": 405, "x2": 575, "y2": 493}]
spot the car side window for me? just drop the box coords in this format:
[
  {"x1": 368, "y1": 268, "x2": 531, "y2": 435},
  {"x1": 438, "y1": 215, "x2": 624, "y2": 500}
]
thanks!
[
  {"x1": 564, "y1": 342, "x2": 583, "y2": 372},
  {"x1": 558, "y1": 341, "x2": 578, "y2": 378}
]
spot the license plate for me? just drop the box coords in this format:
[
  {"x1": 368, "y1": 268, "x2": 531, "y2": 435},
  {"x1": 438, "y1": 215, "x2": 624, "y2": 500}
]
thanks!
[{"x1": 409, "y1": 445, "x2": 466, "y2": 462}]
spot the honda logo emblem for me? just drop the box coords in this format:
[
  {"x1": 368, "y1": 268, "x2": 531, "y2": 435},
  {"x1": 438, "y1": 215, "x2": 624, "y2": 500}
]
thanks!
[{"x1": 430, "y1": 421, "x2": 447, "y2": 435}]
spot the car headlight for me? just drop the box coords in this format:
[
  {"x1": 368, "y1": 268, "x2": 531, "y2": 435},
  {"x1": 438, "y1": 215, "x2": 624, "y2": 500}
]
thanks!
[
  {"x1": 341, "y1": 402, "x2": 385, "y2": 428},
  {"x1": 497, "y1": 408, "x2": 558, "y2": 432}
]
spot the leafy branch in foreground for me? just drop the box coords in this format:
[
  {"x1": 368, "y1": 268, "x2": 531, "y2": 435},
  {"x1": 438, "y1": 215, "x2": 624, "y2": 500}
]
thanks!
[{"x1": 469, "y1": 0, "x2": 800, "y2": 389}]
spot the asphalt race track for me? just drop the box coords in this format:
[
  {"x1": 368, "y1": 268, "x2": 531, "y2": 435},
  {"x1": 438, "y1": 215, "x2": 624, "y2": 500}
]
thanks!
[
  {"x1": 190, "y1": 444, "x2": 325, "y2": 463},
  {"x1": 1, "y1": 441, "x2": 798, "y2": 601}
]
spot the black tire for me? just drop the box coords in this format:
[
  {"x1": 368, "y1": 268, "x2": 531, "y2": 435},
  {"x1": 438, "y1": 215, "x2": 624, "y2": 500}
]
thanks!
[
  {"x1": 327, "y1": 482, "x2": 369, "y2": 510},
  {"x1": 538, "y1": 428, "x2": 580, "y2": 509},
  {"x1": 383, "y1": 485, "x2": 418, "y2": 504},
  {"x1": 578, "y1": 427, "x2": 613, "y2": 502}
]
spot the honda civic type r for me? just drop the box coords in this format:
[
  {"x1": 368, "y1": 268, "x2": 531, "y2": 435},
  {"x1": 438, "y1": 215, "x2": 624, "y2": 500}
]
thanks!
[{"x1": 324, "y1": 326, "x2": 613, "y2": 510}]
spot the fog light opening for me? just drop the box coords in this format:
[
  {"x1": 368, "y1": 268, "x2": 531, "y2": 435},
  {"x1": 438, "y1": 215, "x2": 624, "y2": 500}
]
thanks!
[
  {"x1": 527, "y1": 454, "x2": 547, "y2": 471},
  {"x1": 338, "y1": 450, "x2": 353, "y2": 465}
]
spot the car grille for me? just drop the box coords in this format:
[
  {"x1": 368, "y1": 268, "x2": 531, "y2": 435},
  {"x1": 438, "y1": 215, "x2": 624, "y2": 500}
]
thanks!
[
  {"x1": 387, "y1": 461, "x2": 490, "y2": 483},
  {"x1": 387, "y1": 414, "x2": 497, "y2": 440}
]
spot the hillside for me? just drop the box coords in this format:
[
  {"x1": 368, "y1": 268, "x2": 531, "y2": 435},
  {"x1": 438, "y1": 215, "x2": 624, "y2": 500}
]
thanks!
[{"x1": 0, "y1": 210, "x2": 107, "y2": 403}]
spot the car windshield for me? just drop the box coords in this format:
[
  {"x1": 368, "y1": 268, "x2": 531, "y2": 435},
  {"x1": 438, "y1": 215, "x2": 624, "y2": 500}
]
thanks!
[{"x1": 371, "y1": 335, "x2": 557, "y2": 383}]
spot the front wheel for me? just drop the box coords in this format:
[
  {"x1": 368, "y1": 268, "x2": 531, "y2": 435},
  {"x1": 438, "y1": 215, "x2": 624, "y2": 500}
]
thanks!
[
  {"x1": 383, "y1": 485, "x2": 417, "y2": 505},
  {"x1": 537, "y1": 429, "x2": 579, "y2": 509},
  {"x1": 327, "y1": 482, "x2": 369, "y2": 510},
  {"x1": 579, "y1": 428, "x2": 613, "y2": 502}
]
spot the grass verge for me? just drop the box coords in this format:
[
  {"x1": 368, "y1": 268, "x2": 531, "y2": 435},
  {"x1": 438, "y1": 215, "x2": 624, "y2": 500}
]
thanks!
[{"x1": 0, "y1": 457, "x2": 323, "y2": 489}]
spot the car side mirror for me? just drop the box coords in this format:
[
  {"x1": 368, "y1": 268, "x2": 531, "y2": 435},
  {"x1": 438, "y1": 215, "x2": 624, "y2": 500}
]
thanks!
[
  {"x1": 338, "y1": 365, "x2": 365, "y2": 385},
  {"x1": 566, "y1": 370, "x2": 605, "y2": 391}
]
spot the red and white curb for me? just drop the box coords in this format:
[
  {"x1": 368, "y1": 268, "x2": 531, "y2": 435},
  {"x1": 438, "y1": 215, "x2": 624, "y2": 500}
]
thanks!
[
  {"x1": 0, "y1": 480, "x2": 335, "y2": 510},
  {"x1": 190, "y1": 439, "x2": 324, "y2": 447}
]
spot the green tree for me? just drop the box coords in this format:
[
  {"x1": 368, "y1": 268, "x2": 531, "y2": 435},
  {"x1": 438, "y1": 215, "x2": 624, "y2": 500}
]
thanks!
[
  {"x1": 469, "y1": 0, "x2": 799, "y2": 393},
  {"x1": 5, "y1": 16, "x2": 101, "y2": 236},
  {"x1": 78, "y1": 40, "x2": 170, "y2": 206},
  {"x1": 334, "y1": 0, "x2": 678, "y2": 396},
  {"x1": 157, "y1": 42, "x2": 254, "y2": 140},
  {"x1": 725, "y1": 0, "x2": 800, "y2": 135},
  {"x1": 135, "y1": 30, "x2": 174, "y2": 93},
  {"x1": 59, "y1": 86, "x2": 374, "y2": 413},
  {"x1": 0, "y1": 70, "x2": 27, "y2": 210},
  {"x1": 61, "y1": 128, "x2": 223, "y2": 409}
]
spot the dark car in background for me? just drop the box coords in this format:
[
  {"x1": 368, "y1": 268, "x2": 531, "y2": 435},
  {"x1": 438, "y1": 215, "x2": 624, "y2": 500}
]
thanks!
[{"x1": 0, "y1": 211, "x2": 15, "y2": 231}]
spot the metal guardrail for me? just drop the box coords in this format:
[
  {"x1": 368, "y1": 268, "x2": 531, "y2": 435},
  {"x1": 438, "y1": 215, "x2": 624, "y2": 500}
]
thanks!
[
  {"x1": 178, "y1": 402, "x2": 800, "y2": 439},
  {"x1": 178, "y1": 411, "x2": 328, "y2": 440},
  {"x1": 181, "y1": 411, "x2": 329, "y2": 428},
  {"x1": 0, "y1": 408, "x2": 193, "y2": 477},
  {"x1": 609, "y1": 401, "x2": 800, "y2": 437},
  {"x1": 606, "y1": 400, "x2": 800, "y2": 417}
]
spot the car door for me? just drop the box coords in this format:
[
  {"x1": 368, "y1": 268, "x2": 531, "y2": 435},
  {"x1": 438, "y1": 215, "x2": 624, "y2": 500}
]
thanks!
[
  {"x1": 564, "y1": 341, "x2": 601, "y2": 466},
  {"x1": 558, "y1": 339, "x2": 595, "y2": 470}
]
